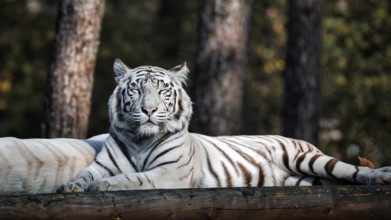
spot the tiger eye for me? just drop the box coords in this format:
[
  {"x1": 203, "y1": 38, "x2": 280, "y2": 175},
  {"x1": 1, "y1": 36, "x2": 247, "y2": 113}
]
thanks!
[
  {"x1": 159, "y1": 89, "x2": 171, "y2": 95},
  {"x1": 128, "y1": 88, "x2": 139, "y2": 96}
]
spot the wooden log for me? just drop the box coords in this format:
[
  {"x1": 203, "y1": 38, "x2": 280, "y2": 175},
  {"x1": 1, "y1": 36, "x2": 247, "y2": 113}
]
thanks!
[{"x1": 1, "y1": 186, "x2": 391, "y2": 220}]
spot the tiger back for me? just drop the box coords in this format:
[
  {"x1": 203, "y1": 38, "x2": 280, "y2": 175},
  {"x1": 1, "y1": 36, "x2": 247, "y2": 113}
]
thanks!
[{"x1": 0, "y1": 134, "x2": 107, "y2": 195}]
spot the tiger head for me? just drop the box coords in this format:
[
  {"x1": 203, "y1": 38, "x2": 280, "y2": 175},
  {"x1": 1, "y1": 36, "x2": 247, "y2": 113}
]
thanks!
[{"x1": 109, "y1": 59, "x2": 193, "y2": 138}]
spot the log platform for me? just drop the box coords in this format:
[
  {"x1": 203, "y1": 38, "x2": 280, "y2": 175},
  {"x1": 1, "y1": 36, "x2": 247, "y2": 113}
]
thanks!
[{"x1": 1, "y1": 186, "x2": 390, "y2": 219}]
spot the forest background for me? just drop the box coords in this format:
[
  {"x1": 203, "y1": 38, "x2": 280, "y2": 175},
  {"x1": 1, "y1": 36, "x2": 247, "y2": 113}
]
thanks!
[{"x1": 0, "y1": 0, "x2": 390, "y2": 166}]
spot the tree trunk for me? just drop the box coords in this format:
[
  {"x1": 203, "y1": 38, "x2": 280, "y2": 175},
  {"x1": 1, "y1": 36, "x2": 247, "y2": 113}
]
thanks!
[
  {"x1": 43, "y1": 0, "x2": 105, "y2": 138},
  {"x1": 190, "y1": 0, "x2": 252, "y2": 136},
  {"x1": 154, "y1": 0, "x2": 185, "y2": 60},
  {"x1": 1, "y1": 186, "x2": 391, "y2": 220},
  {"x1": 283, "y1": 0, "x2": 322, "y2": 145}
]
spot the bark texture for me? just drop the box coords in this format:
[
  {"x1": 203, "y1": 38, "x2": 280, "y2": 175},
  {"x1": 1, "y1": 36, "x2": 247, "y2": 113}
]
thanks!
[
  {"x1": 44, "y1": 0, "x2": 105, "y2": 138},
  {"x1": 283, "y1": 0, "x2": 322, "y2": 145},
  {"x1": 1, "y1": 186, "x2": 391, "y2": 220},
  {"x1": 191, "y1": 0, "x2": 252, "y2": 136}
]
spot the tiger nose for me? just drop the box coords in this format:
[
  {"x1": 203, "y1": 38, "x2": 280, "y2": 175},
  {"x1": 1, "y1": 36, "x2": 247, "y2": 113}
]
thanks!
[{"x1": 142, "y1": 107, "x2": 157, "y2": 116}]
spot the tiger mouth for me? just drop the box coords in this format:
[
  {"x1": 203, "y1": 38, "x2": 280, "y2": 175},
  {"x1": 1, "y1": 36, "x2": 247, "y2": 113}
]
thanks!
[{"x1": 143, "y1": 120, "x2": 158, "y2": 126}]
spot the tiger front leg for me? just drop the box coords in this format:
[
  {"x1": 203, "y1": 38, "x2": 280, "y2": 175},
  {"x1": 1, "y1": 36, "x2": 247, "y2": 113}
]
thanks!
[
  {"x1": 87, "y1": 174, "x2": 159, "y2": 192},
  {"x1": 57, "y1": 163, "x2": 107, "y2": 193},
  {"x1": 87, "y1": 169, "x2": 189, "y2": 192}
]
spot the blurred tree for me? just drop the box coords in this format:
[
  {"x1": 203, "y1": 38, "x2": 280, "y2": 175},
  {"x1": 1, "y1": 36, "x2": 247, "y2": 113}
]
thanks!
[
  {"x1": 190, "y1": 0, "x2": 252, "y2": 136},
  {"x1": 43, "y1": 0, "x2": 105, "y2": 138},
  {"x1": 282, "y1": 0, "x2": 322, "y2": 145},
  {"x1": 153, "y1": 0, "x2": 186, "y2": 63},
  {"x1": 242, "y1": 0, "x2": 287, "y2": 137}
]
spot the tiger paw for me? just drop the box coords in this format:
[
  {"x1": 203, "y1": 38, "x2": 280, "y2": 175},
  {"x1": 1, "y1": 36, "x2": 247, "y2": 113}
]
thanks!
[
  {"x1": 361, "y1": 166, "x2": 391, "y2": 185},
  {"x1": 56, "y1": 182, "x2": 86, "y2": 193},
  {"x1": 87, "y1": 180, "x2": 112, "y2": 192}
]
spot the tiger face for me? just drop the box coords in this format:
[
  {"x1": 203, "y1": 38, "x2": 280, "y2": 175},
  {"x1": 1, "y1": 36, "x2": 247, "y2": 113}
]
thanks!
[{"x1": 109, "y1": 59, "x2": 192, "y2": 137}]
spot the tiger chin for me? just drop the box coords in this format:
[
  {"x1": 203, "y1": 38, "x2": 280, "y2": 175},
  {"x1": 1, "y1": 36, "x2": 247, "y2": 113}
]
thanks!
[{"x1": 57, "y1": 59, "x2": 391, "y2": 193}]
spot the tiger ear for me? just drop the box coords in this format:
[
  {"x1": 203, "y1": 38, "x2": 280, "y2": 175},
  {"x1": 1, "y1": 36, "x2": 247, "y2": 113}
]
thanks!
[
  {"x1": 113, "y1": 59, "x2": 130, "y2": 83},
  {"x1": 169, "y1": 62, "x2": 189, "y2": 84}
]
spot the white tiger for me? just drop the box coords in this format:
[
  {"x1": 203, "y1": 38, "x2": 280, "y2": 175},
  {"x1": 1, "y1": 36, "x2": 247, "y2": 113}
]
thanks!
[
  {"x1": 58, "y1": 59, "x2": 391, "y2": 193},
  {"x1": 0, "y1": 134, "x2": 107, "y2": 195}
]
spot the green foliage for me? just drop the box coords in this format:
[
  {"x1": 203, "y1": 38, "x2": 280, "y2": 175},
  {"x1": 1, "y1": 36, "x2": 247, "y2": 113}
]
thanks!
[
  {"x1": 320, "y1": 0, "x2": 391, "y2": 165},
  {"x1": 0, "y1": 1, "x2": 56, "y2": 137},
  {"x1": 0, "y1": 0, "x2": 390, "y2": 165}
]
